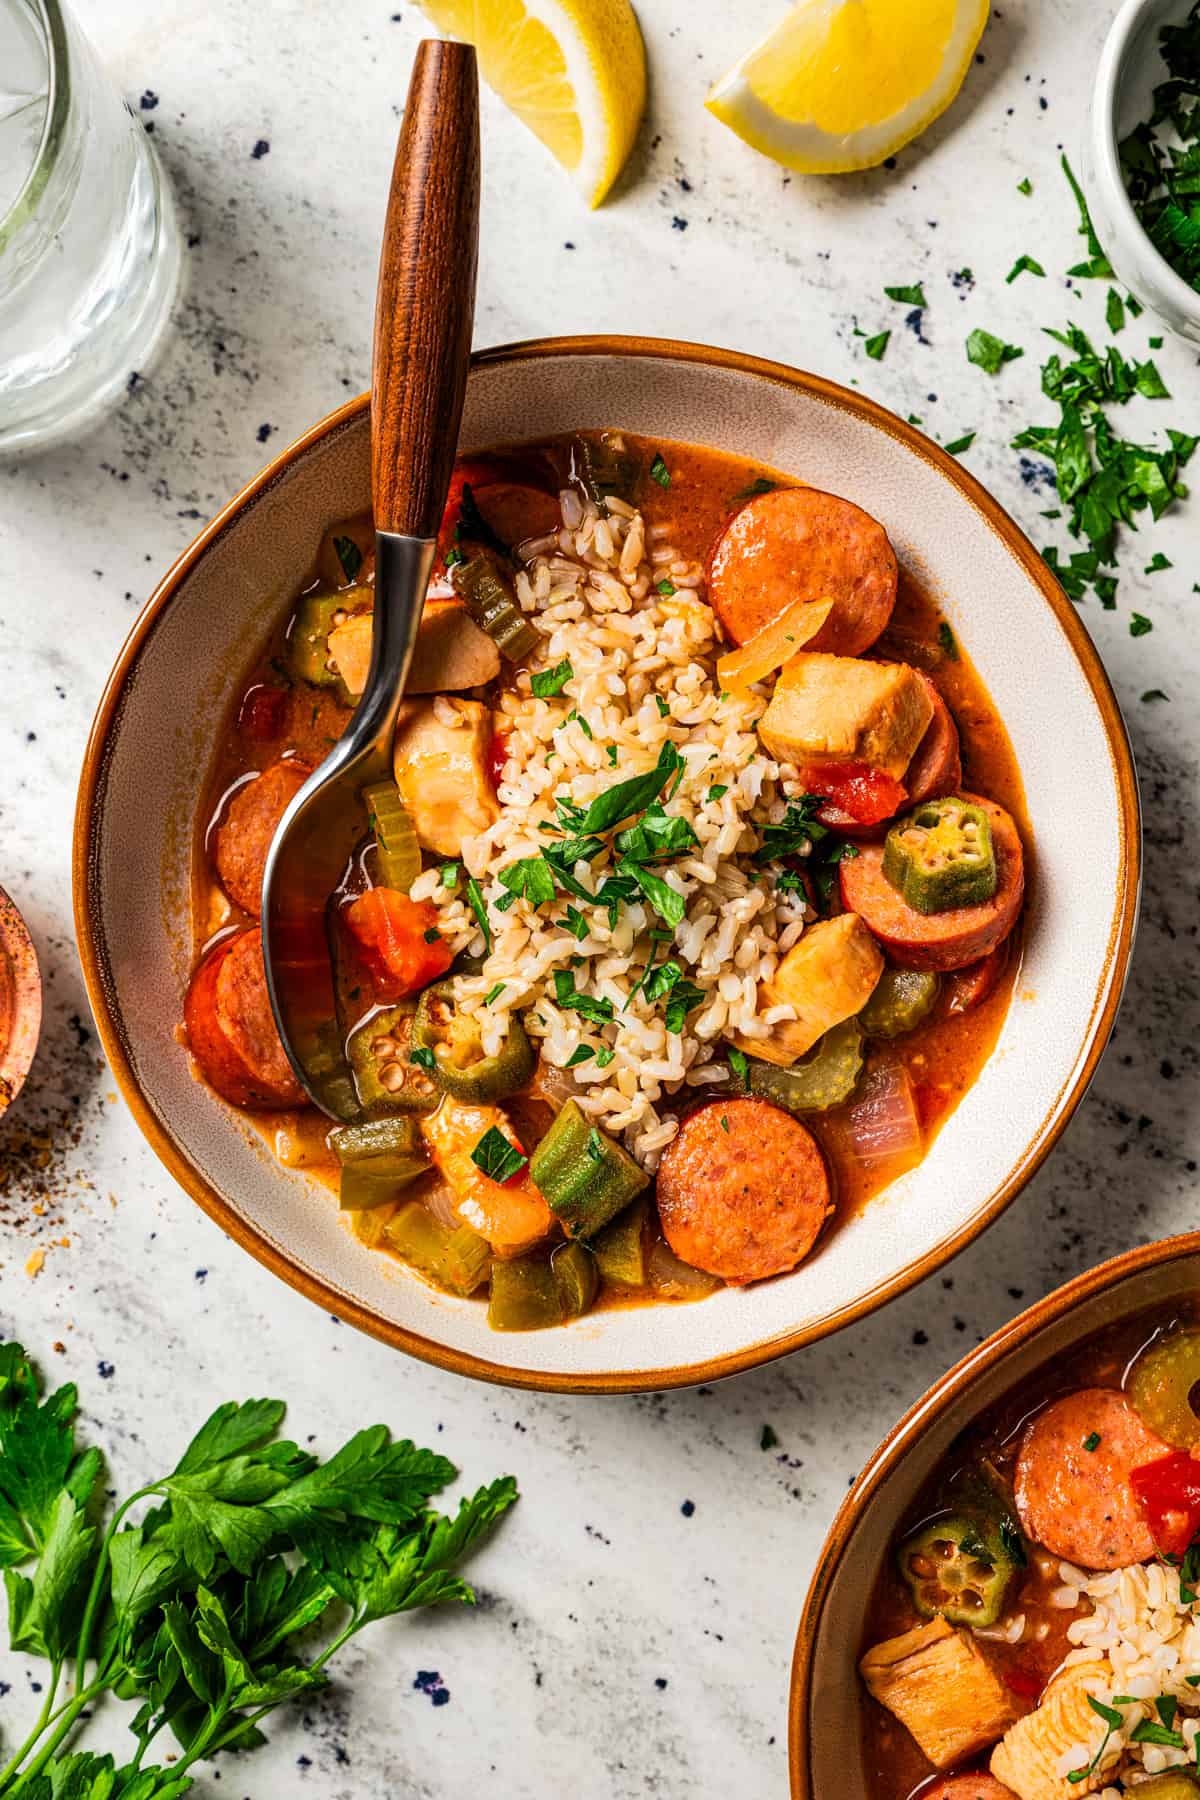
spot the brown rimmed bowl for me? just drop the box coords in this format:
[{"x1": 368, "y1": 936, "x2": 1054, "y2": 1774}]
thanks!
[
  {"x1": 73, "y1": 336, "x2": 1139, "y2": 1394},
  {"x1": 787, "y1": 1233, "x2": 1200, "y2": 1796},
  {"x1": 0, "y1": 886, "x2": 41, "y2": 1116}
]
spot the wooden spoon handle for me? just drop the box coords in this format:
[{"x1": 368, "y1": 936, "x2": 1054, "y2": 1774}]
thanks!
[{"x1": 371, "y1": 39, "x2": 480, "y2": 539}]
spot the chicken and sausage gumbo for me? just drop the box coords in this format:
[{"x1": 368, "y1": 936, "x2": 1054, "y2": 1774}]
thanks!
[
  {"x1": 186, "y1": 431, "x2": 1026, "y2": 1331},
  {"x1": 860, "y1": 1308, "x2": 1200, "y2": 1800}
]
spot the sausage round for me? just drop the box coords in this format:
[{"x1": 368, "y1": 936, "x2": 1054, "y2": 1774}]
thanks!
[
  {"x1": 213, "y1": 759, "x2": 311, "y2": 918},
  {"x1": 840, "y1": 793, "x2": 1024, "y2": 972},
  {"x1": 184, "y1": 928, "x2": 304, "y2": 1110},
  {"x1": 707, "y1": 486, "x2": 898, "y2": 658},
  {"x1": 921, "y1": 1778, "x2": 1016, "y2": 1800},
  {"x1": 905, "y1": 676, "x2": 962, "y2": 804},
  {"x1": 1014, "y1": 1387, "x2": 1172, "y2": 1570},
  {"x1": 655, "y1": 1097, "x2": 832, "y2": 1284}
]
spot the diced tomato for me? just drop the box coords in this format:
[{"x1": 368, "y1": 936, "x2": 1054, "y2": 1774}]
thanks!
[
  {"x1": 1002, "y1": 1667, "x2": 1043, "y2": 1702},
  {"x1": 1130, "y1": 1451, "x2": 1200, "y2": 1557},
  {"x1": 342, "y1": 889, "x2": 453, "y2": 999},
  {"x1": 943, "y1": 943, "x2": 1010, "y2": 1017},
  {"x1": 795, "y1": 762, "x2": 908, "y2": 829},
  {"x1": 488, "y1": 726, "x2": 511, "y2": 791},
  {"x1": 238, "y1": 684, "x2": 288, "y2": 742}
]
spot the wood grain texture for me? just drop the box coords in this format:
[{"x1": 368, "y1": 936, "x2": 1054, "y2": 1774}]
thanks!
[{"x1": 371, "y1": 40, "x2": 480, "y2": 538}]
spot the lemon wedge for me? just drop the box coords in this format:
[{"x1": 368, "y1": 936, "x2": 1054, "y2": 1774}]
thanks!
[
  {"x1": 414, "y1": 0, "x2": 646, "y2": 206},
  {"x1": 707, "y1": 0, "x2": 990, "y2": 175}
]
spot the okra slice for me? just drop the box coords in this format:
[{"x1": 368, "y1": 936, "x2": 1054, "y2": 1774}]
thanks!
[
  {"x1": 384, "y1": 1200, "x2": 491, "y2": 1296},
  {"x1": 330, "y1": 1115, "x2": 428, "y2": 1210},
  {"x1": 363, "y1": 780, "x2": 421, "y2": 892},
  {"x1": 859, "y1": 968, "x2": 940, "y2": 1039},
  {"x1": 487, "y1": 1254, "x2": 562, "y2": 1331},
  {"x1": 528, "y1": 1099, "x2": 650, "y2": 1239},
  {"x1": 1128, "y1": 1329, "x2": 1200, "y2": 1448},
  {"x1": 551, "y1": 1240, "x2": 598, "y2": 1317},
  {"x1": 289, "y1": 587, "x2": 370, "y2": 686},
  {"x1": 451, "y1": 554, "x2": 540, "y2": 663},
  {"x1": 741, "y1": 1019, "x2": 864, "y2": 1114},
  {"x1": 592, "y1": 1196, "x2": 649, "y2": 1292},
  {"x1": 413, "y1": 982, "x2": 534, "y2": 1103},
  {"x1": 882, "y1": 797, "x2": 998, "y2": 915},
  {"x1": 897, "y1": 1513, "x2": 1015, "y2": 1628},
  {"x1": 576, "y1": 431, "x2": 640, "y2": 511},
  {"x1": 348, "y1": 1004, "x2": 439, "y2": 1115}
]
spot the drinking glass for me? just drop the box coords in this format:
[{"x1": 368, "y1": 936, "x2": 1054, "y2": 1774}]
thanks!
[{"x1": 0, "y1": 0, "x2": 182, "y2": 453}]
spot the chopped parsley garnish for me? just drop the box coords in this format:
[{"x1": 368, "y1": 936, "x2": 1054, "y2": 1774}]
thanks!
[
  {"x1": 1142, "y1": 688, "x2": 1170, "y2": 702},
  {"x1": 470, "y1": 1126, "x2": 527, "y2": 1184},
  {"x1": 760, "y1": 1423, "x2": 779, "y2": 1450},
  {"x1": 655, "y1": 694, "x2": 670, "y2": 716},
  {"x1": 998, "y1": 1518, "x2": 1026, "y2": 1565},
  {"x1": 1131, "y1": 613, "x2": 1153, "y2": 636},
  {"x1": 1146, "y1": 551, "x2": 1173, "y2": 572},
  {"x1": 1082, "y1": 1431, "x2": 1101, "y2": 1452},
  {"x1": 552, "y1": 970, "x2": 615, "y2": 1024},
  {"x1": 966, "y1": 328, "x2": 1024, "y2": 373},
  {"x1": 565, "y1": 1044, "x2": 595, "y2": 1068},
  {"x1": 943, "y1": 431, "x2": 976, "y2": 455},
  {"x1": 566, "y1": 709, "x2": 593, "y2": 740},
  {"x1": 458, "y1": 482, "x2": 512, "y2": 562},
  {"x1": 465, "y1": 875, "x2": 492, "y2": 952},
  {"x1": 333, "y1": 534, "x2": 363, "y2": 582},
  {"x1": 753, "y1": 795, "x2": 827, "y2": 864},
  {"x1": 607, "y1": 745, "x2": 618, "y2": 766},
  {"x1": 563, "y1": 905, "x2": 589, "y2": 939},
  {"x1": 411, "y1": 1045, "x2": 436, "y2": 1071},
  {"x1": 664, "y1": 980, "x2": 706, "y2": 1034},
  {"x1": 729, "y1": 477, "x2": 777, "y2": 503},
  {"x1": 586, "y1": 1127, "x2": 606, "y2": 1162},
  {"x1": 1130, "y1": 1720, "x2": 1185, "y2": 1749},
  {"x1": 575, "y1": 740, "x2": 684, "y2": 835},
  {"x1": 1061, "y1": 152, "x2": 1114, "y2": 279},
  {"x1": 531, "y1": 658, "x2": 573, "y2": 697},
  {"x1": 641, "y1": 959, "x2": 684, "y2": 1003},
  {"x1": 444, "y1": 545, "x2": 464, "y2": 568},
  {"x1": 615, "y1": 801, "x2": 699, "y2": 864},
  {"x1": 864, "y1": 330, "x2": 890, "y2": 361},
  {"x1": 595, "y1": 1046, "x2": 615, "y2": 1068},
  {"x1": 1106, "y1": 288, "x2": 1126, "y2": 334},
  {"x1": 498, "y1": 856, "x2": 557, "y2": 908},
  {"x1": 650, "y1": 452, "x2": 671, "y2": 488},
  {"x1": 719, "y1": 1115, "x2": 730, "y2": 1133},
  {"x1": 707, "y1": 783, "x2": 729, "y2": 802},
  {"x1": 728, "y1": 1047, "x2": 749, "y2": 1086},
  {"x1": 482, "y1": 982, "x2": 506, "y2": 1007},
  {"x1": 884, "y1": 282, "x2": 927, "y2": 306},
  {"x1": 938, "y1": 621, "x2": 959, "y2": 660},
  {"x1": 1017, "y1": 176, "x2": 1033, "y2": 195},
  {"x1": 1068, "y1": 1695, "x2": 1125, "y2": 1784},
  {"x1": 422, "y1": 926, "x2": 442, "y2": 943},
  {"x1": 1119, "y1": 8, "x2": 1200, "y2": 292},
  {"x1": 621, "y1": 858, "x2": 687, "y2": 928},
  {"x1": 1005, "y1": 254, "x2": 1046, "y2": 283},
  {"x1": 440, "y1": 861, "x2": 461, "y2": 888},
  {"x1": 656, "y1": 578, "x2": 676, "y2": 596}
]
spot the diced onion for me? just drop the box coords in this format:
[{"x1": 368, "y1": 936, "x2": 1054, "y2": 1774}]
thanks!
[
  {"x1": 716, "y1": 597, "x2": 833, "y2": 690},
  {"x1": 838, "y1": 1061, "x2": 921, "y2": 1168}
]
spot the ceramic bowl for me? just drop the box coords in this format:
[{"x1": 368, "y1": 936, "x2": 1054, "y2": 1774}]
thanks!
[
  {"x1": 73, "y1": 336, "x2": 1139, "y2": 1393},
  {"x1": 788, "y1": 1233, "x2": 1200, "y2": 1797},
  {"x1": 0, "y1": 886, "x2": 41, "y2": 1116},
  {"x1": 1085, "y1": 0, "x2": 1200, "y2": 343}
]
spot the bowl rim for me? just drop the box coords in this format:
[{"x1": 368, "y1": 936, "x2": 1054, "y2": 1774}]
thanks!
[
  {"x1": 1090, "y1": 0, "x2": 1200, "y2": 327},
  {"x1": 785, "y1": 1229, "x2": 1200, "y2": 1797},
  {"x1": 72, "y1": 332, "x2": 1141, "y2": 1394}
]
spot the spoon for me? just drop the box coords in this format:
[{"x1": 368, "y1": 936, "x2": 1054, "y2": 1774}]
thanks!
[{"x1": 261, "y1": 39, "x2": 480, "y2": 1118}]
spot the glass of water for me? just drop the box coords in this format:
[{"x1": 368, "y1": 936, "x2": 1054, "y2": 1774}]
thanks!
[{"x1": 0, "y1": 0, "x2": 182, "y2": 454}]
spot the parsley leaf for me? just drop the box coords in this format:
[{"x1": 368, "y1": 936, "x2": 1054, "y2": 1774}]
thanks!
[
  {"x1": 664, "y1": 981, "x2": 706, "y2": 1034},
  {"x1": 649, "y1": 452, "x2": 671, "y2": 488},
  {"x1": 552, "y1": 971, "x2": 616, "y2": 1025},
  {"x1": 864, "y1": 330, "x2": 890, "y2": 361},
  {"x1": 530, "y1": 659, "x2": 573, "y2": 698},
  {"x1": 575, "y1": 741, "x2": 683, "y2": 835},
  {"x1": 966, "y1": 328, "x2": 1024, "y2": 373},
  {"x1": 465, "y1": 875, "x2": 492, "y2": 953},
  {"x1": 1005, "y1": 254, "x2": 1046, "y2": 282},
  {"x1": 333, "y1": 535, "x2": 363, "y2": 583},
  {"x1": 619, "y1": 858, "x2": 687, "y2": 928},
  {"x1": 884, "y1": 283, "x2": 927, "y2": 306},
  {"x1": 470, "y1": 1127, "x2": 527, "y2": 1184},
  {"x1": 498, "y1": 856, "x2": 557, "y2": 909},
  {"x1": 943, "y1": 432, "x2": 976, "y2": 455},
  {"x1": 1131, "y1": 612, "x2": 1153, "y2": 636}
]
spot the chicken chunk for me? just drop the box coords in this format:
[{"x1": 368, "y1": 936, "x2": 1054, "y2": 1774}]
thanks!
[
  {"x1": 757, "y1": 652, "x2": 934, "y2": 780},
  {"x1": 990, "y1": 1662, "x2": 1117, "y2": 1800},
  {"x1": 327, "y1": 599, "x2": 500, "y2": 701},
  {"x1": 730, "y1": 913, "x2": 884, "y2": 1067},
  {"x1": 859, "y1": 1619, "x2": 1021, "y2": 1771},
  {"x1": 393, "y1": 698, "x2": 500, "y2": 858},
  {"x1": 421, "y1": 1097, "x2": 553, "y2": 1258}
]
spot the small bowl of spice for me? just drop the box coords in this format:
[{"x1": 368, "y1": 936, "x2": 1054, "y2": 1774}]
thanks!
[
  {"x1": 0, "y1": 887, "x2": 41, "y2": 1118},
  {"x1": 1087, "y1": 0, "x2": 1200, "y2": 342}
]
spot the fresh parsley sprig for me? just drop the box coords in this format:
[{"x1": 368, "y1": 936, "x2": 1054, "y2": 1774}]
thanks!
[{"x1": 0, "y1": 1344, "x2": 516, "y2": 1794}]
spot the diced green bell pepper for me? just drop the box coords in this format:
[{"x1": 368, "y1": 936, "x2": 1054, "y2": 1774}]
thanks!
[
  {"x1": 348, "y1": 1005, "x2": 440, "y2": 1115},
  {"x1": 882, "y1": 798, "x2": 997, "y2": 915},
  {"x1": 487, "y1": 1254, "x2": 561, "y2": 1331},
  {"x1": 859, "y1": 968, "x2": 940, "y2": 1039},
  {"x1": 451, "y1": 554, "x2": 540, "y2": 663},
  {"x1": 739, "y1": 1019, "x2": 864, "y2": 1113},
  {"x1": 592, "y1": 1196, "x2": 649, "y2": 1292},
  {"x1": 384, "y1": 1200, "x2": 491, "y2": 1296},
  {"x1": 413, "y1": 982, "x2": 535, "y2": 1103},
  {"x1": 528, "y1": 1099, "x2": 650, "y2": 1239},
  {"x1": 329, "y1": 1115, "x2": 428, "y2": 1210},
  {"x1": 897, "y1": 1513, "x2": 1016, "y2": 1628}
]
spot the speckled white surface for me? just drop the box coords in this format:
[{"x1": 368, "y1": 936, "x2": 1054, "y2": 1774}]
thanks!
[{"x1": 2, "y1": 1, "x2": 1198, "y2": 1794}]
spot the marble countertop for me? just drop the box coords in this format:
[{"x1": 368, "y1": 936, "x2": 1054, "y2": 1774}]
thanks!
[{"x1": 3, "y1": 0, "x2": 1199, "y2": 1793}]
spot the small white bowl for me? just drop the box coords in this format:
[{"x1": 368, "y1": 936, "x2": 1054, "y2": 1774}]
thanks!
[{"x1": 1086, "y1": 0, "x2": 1200, "y2": 343}]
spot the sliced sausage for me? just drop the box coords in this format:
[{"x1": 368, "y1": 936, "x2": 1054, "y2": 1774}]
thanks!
[
  {"x1": 943, "y1": 942, "x2": 1011, "y2": 1017},
  {"x1": 655, "y1": 1097, "x2": 832, "y2": 1284},
  {"x1": 905, "y1": 676, "x2": 962, "y2": 804},
  {"x1": 1013, "y1": 1387, "x2": 1172, "y2": 1570},
  {"x1": 213, "y1": 758, "x2": 311, "y2": 918},
  {"x1": 921, "y1": 1778, "x2": 1016, "y2": 1800},
  {"x1": 840, "y1": 794, "x2": 1024, "y2": 973},
  {"x1": 707, "y1": 486, "x2": 898, "y2": 658},
  {"x1": 184, "y1": 928, "x2": 304, "y2": 1110}
]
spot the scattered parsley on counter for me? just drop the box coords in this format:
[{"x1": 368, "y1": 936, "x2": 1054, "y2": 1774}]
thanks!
[
  {"x1": 966, "y1": 327, "x2": 1024, "y2": 373},
  {"x1": 1062, "y1": 153, "x2": 1114, "y2": 278},
  {"x1": 0, "y1": 1342, "x2": 516, "y2": 1792},
  {"x1": 864, "y1": 330, "x2": 890, "y2": 361},
  {"x1": 884, "y1": 282, "x2": 927, "y2": 306},
  {"x1": 1106, "y1": 288, "x2": 1127, "y2": 334},
  {"x1": 1142, "y1": 688, "x2": 1170, "y2": 702},
  {"x1": 1146, "y1": 552, "x2": 1173, "y2": 573},
  {"x1": 1017, "y1": 176, "x2": 1033, "y2": 196},
  {"x1": 1131, "y1": 613, "x2": 1154, "y2": 636},
  {"x1": 1005, "y1": 254, "x2": 1046, "y2": 283},
  {"x1": 760, "y1": 1423, "x2": 780, "y2": 1450},
  {"x1": 943, "y1": 431, "x2": 976, "y2": 455}
]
